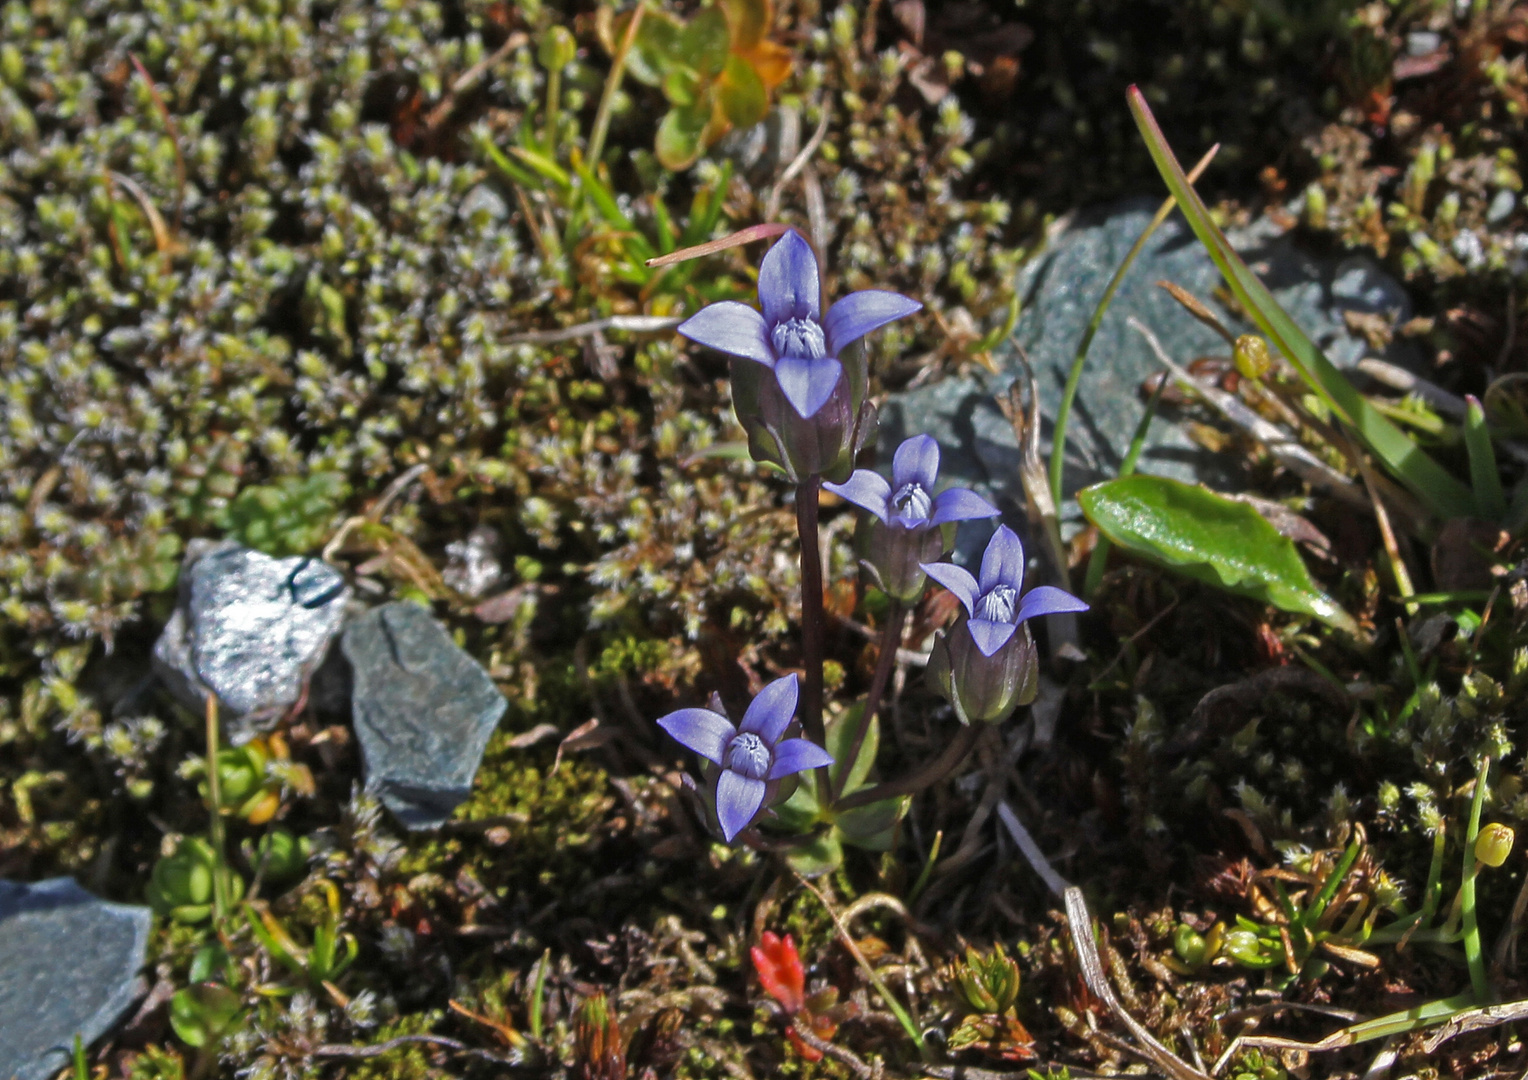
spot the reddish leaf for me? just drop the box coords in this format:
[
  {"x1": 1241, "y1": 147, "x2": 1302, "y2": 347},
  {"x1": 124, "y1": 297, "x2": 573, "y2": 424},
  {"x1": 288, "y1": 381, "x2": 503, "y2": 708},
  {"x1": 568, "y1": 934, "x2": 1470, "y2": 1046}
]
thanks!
[{"x1": 751, "y1": 931, "x2": 805, "y2": 1015}]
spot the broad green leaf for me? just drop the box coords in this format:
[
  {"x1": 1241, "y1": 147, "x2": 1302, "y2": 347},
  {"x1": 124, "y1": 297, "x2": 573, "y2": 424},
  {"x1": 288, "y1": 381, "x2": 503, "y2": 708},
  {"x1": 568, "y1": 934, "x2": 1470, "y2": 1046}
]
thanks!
[
  {"x1": 682, "y1": 7, "x2": 732, "y2": 80},
  {"x1": 718, "y1": 54, "x2": 767, "y2": 129},
  {"x1": 1126, "y1": 86, "x2": 1475, "y2": 520},
  {"x1": 784, "y1": 830, "x2": 842, "y2": 877},
  {"x1": 622, "y1": 10, "x2": 684, "y2": 87},
  {"x1": 662, "y1": 65, "x2": 702, "y2": 108},
  {"x1": 835, "y1": 796, "x2": 909, "y2": 850},
  {"x1": 655, "y1": 102, "x2": 710, "y2": 171},
  {"x1": 170, "y1": 983, "x2": 243, "y2": 1048},
  {"x1": 1079, "y1": 474, "x2": 1357, "y2": 633}
]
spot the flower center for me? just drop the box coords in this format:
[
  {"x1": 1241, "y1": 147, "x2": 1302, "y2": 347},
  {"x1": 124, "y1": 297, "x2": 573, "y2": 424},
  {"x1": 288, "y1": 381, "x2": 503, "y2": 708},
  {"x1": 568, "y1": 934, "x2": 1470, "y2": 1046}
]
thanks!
[
  {"x1": 891, "y1": 482, "x2": 932, "y2": 524},
  {"x1": 771, "y1": 317, "x2": 827, "y2": 360},
  {"x1": 975, "y1": 584, "x2": 1018, "y2": 624},
  {"x1": 726, "y1": 732, "x2": 772, "y2": 779}
]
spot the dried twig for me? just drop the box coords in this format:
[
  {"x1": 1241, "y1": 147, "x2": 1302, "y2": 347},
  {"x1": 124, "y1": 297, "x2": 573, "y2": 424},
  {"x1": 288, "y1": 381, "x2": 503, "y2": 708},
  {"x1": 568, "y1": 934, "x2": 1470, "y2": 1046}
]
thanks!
[
  {"x1": 424, "y1": 32, "x2": 529, "y2": 131},
  {"x1": 1063, "y1": 887, "x2": 1210, "y2": 1080},
  {"x1": 506, "y1": 314, "x2": 682, "y2": 344}
]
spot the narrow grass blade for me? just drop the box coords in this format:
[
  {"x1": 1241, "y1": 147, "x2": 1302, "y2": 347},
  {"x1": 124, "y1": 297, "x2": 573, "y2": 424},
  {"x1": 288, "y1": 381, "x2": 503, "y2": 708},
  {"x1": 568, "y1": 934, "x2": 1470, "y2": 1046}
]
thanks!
[
  {"x1": 1126, "y1": 85, "x2": 1475, "y2": 520},
  {"x1": 1465, "y1": 395, "x2": 1506, "y2": 521},
  {"x1": 1048, "y1": 143, "x2": 1219, "y2": 507}
]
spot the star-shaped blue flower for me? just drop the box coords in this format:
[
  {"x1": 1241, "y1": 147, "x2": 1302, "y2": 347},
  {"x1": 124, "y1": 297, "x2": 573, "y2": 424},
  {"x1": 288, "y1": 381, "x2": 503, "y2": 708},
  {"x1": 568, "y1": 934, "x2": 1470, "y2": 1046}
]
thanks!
[
  {"x1": 825, "y1": 434, "x2": 998, "y2": 529},
  {"x1": 657, "y1": 674, "x2": 833, "y2": 842},
  {"x1": 676, "y1": 230, "x2": 922, "y2": 419},
  {"x1": 922, "y1": 526, "x2": 1089, "y2": 656}
]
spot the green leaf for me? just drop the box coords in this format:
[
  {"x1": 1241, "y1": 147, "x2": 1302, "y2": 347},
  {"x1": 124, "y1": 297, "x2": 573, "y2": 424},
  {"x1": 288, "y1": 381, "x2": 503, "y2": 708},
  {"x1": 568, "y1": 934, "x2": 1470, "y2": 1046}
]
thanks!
[
  {"x1": 681, "y1": 7, "x2": 732, "y2": 80},
  {"x1": 835, "y1": 796, "x2": 909, "y2": 850},
  {"x1": 1464, "y1": 395, "x2": 1506, "y2": 522},
  {"x1": 655, "y1": 102, "x2": 710, "y2": 171},
  {"x1": 170, "y1": 983, "x2": 243, "y2": 1048},
  {"x1": 1126, "y1": 86, "x2": 1475, "y2": 520},
  {"x1": 784, "y1": 830, "x2": 842, "y2": 878},
  {"x1": 624, "y1": 11, "x2": 685, "y2": 87},
  {"x1": 824, "y1": 703, "x2": 877, "y2": 795},
  {"x1": 1078, "y1": 474, "x2": 1357, "y2": 633},
  {"x1": 718, "y1": 54, "x2": 767, "y2": 129},
  {"x1": 662, "y1": 65, "x2": 703, "y2": 108}
]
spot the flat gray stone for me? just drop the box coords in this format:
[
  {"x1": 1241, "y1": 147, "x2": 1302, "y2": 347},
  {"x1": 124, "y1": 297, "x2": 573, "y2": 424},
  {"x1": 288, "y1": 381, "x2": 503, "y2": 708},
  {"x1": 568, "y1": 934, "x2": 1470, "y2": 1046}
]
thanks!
[
  {"x1": 342, "y1": 602, "x2": 507, "y2": 830},
  {"x1": 882, "y1": 198, "x2": 1419, "y2": 521},
  {"x1": 0, "y1": 879, "x2": 150, "y2": 1080},
  {"x1": 153, "y1": 541, "x2": 350, "y2": 743}
]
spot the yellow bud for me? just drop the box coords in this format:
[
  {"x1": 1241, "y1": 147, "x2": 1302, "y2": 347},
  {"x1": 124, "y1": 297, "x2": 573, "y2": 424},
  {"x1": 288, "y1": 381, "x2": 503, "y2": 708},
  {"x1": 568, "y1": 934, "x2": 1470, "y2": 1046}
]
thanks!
[
  {"x1": 1233, "y1": 335, "x2": 1272, "y2": 380},
  {"x1": 1476, "y1": 823, "x2": 1515, "y2": 868}
]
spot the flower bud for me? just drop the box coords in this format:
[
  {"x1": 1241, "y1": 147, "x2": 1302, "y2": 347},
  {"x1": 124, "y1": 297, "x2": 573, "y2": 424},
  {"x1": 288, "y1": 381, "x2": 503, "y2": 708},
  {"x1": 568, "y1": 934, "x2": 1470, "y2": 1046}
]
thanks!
[
  {"x1": 729, "y1": 348, "x2": 874, "y2": 483},
  {"x1": 1476, "y1": 822, "x2": 1515, "y2": 868},
  {"x1": 1173, "y1": 924, "x2": 1208, "y2": 967},
  {"x1": 926, "y1": 618, "x2": 1039, "y2": 724},
  {"x1": 1232, "y1": 335, "x2": 1272, "y2": 379},
  {"x1": 860, "y1": 515, "x2": 945, "y2": 601},
  {"x1": 538, "y1": 26, "x2": 577, "y2": 72}
]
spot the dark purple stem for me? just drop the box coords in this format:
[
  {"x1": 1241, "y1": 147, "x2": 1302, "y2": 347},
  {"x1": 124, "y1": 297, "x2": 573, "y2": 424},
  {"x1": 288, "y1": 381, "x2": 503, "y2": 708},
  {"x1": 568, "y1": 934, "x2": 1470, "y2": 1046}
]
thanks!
[
  {"x1": 834, "y1": 722, "x2": 983, "y2": 811},
  {"x1": 796, "y1": 476, "x2": 826, "y2": 757},
  {"x1": 830, "y1": 598, "x2": 905, "y2": 805}
]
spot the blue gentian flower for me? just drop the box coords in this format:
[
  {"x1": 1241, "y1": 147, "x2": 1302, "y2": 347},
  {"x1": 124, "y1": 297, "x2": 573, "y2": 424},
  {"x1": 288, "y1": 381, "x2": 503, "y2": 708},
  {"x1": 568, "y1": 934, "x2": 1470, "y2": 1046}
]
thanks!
[
  {"x1": 920, "y1": 526, "x2": 1088, "y2": 723},
  {"x1": 657, "y1": 674, "x2": 833, "y2": 842},
  {"x1": 824, "y1": 434, "x2": 999, "y2": 601},
  {"x1": 677, "y1": 230, "x2": 921, "y2": 420}
]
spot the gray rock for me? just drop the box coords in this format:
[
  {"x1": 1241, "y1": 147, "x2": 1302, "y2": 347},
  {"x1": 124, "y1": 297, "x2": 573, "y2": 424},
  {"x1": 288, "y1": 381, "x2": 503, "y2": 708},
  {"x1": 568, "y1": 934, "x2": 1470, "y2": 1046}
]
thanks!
[
  {"x1": 153, "y1": 541, "x2": 350, "y2": 743},
  {"x1": 342, "y1": 602, "x2": 507, "y2": 830},
  {"x1": 0, "y1": 878, "x2": 150, "y2": 1080},
  {"x1": 882, "y1": 198, "x2": 1420, "y2": 517}
]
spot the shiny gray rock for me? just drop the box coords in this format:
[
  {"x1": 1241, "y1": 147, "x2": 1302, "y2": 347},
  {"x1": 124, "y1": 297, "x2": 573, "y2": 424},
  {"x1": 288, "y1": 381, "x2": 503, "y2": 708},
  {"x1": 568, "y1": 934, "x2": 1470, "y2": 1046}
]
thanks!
[
  {"x1": 152, "y1": 541, "x2": 350, "y2": 743},
  {"x1": 0, "y1": 878, "x2": 150, "y2": 1080},
  {"x1": 881, "y1": 198, "x2": 1419, "y2": 519},
  {"x1": 342, "y1": 601, "x2": 507, "y2": 829}
]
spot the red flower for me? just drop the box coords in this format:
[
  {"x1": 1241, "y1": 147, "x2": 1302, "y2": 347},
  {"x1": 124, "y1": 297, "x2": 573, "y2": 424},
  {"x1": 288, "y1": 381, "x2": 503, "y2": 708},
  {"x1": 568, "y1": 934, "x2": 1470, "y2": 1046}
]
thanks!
[{"x1": 751, "y1": 931, "x2": 805, "y2": 1015}]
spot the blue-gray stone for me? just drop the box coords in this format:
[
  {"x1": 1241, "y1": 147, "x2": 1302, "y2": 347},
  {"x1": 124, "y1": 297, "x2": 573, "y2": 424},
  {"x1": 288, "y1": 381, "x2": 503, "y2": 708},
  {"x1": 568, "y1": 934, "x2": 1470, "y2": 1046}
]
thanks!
[
  {"x1": 881, "y1": 198, "x2": 1419, "y2": 522},
  {"x1": 0, "y1": 879, "x2": 150, "y2": 1080},
  {"x1": 152, "y1": 541, "x2": 351, "y2": 743},
  {"x1": 342, "y1": 602, "x2": 507, "y2": 830}
]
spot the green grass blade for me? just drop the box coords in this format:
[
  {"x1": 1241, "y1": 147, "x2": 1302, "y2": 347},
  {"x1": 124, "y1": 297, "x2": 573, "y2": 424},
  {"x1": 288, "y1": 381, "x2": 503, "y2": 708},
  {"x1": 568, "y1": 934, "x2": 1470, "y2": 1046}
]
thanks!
[
  {"x1": 1050, "y1": 143, "x2": 1219, "y2": 508},
  {"x1": 1126, "y1": 86, "x2": 1475, "y2": 520},
  {"x1": 1464, "y1": 395, "x2": 1506, "y2": 521}
]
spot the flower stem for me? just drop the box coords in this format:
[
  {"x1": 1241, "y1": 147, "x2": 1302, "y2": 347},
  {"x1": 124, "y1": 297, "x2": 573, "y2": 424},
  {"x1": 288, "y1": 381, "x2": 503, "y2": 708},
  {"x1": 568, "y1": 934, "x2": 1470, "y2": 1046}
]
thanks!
[
  {"x1": 834, "y1": 722, "x2": 983, "y2": 812},
  {"x1": 204, "y1": 693, "x2": 229, "y2": 925},
  {"x1": 796, "y1": 476, "x2": 826, "y2": 756},
  {"x1": 830, "y1": 598, "x2": 904, "y2": 805},
  {"x1": 1462, "y1": 754, "x2": 1491, "y2": 1002}
]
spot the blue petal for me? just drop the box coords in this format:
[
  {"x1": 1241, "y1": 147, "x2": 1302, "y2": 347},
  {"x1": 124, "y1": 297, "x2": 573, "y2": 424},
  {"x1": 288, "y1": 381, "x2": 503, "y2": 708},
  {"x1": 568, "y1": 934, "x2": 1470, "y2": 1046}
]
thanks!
[
  {"x1": 677, "y1": 302, "x2": 773, "y2": 366},
  {"x1": 758, "y1": 230, "x2": 820, "y2": 325},
  {"x1": 823, "y1": 470, "x2": 891, "y2": 523},
  {"x1": 1015, "y1": 585, "x2": 1090, "y2": 624},
  {"x1": 892, "y1": 434, "x2": 940, "y2": 491},
  {"x1": 774, "y1": 355, "x2": 843, "y2": 419},
  {"x1": 716, "y1": 770, "x2": 767, "y2": 842},
  {"x1": 823, "y1": 289, "x2": 922, "y2": 355},
  {"x1": 769, "y1": 737, "x2": 834, "y2": 779},
  {"x1": 657, "y1": 708, "x2": 735, "y2": 765},
  {"x1": 921, "y1": 560, "x2": 979, "y2": 618},
  {"x1": 978, "y1": 525, "x2": 1025, "y2": 594},
  {"x1": 929, "y1": 487, "x2": 1000, "y2": 526},
  {"x1": 967, "y1": 618, "x2": 1018, "y2": 657},
  {"x1": 739, "y1": 673, "x2": 798, "y2": 744}
]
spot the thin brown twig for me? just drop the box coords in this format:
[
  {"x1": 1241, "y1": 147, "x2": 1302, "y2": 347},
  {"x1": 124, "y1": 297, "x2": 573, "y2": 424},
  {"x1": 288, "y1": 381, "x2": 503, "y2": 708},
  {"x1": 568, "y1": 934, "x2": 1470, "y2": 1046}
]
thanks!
[{"x1": 424, "y1": 32, "x2": 529, "y2": 132}]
